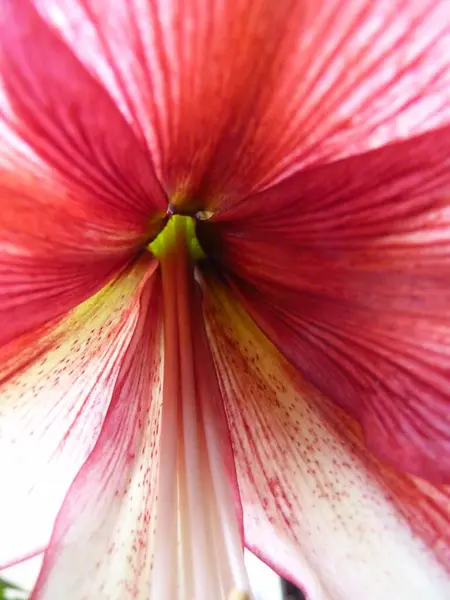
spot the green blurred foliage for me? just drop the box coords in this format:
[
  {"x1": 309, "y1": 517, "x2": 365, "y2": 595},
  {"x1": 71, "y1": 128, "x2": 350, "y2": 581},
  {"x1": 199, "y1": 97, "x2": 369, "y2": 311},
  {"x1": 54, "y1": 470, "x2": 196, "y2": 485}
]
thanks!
[{"x1": 0, "y1": 578, "x2": 25, "y2": 600}]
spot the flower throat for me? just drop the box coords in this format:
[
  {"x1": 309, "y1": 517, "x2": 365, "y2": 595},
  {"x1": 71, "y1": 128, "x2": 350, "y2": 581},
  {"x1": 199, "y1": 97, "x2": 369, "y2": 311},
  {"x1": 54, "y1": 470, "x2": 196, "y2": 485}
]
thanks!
[{"x1": 147, "y1": 214, "x2": 206, "y2": 261}]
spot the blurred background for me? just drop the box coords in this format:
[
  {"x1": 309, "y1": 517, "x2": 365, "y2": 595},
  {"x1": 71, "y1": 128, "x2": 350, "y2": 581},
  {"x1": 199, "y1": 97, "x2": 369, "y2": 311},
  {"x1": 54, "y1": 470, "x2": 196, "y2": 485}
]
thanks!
[
  {"x1": 245, "y1": 552, "x2": 306, "y2": 600},
  {"x1": 0, "y1": 551, "x2": 305, "y2": 600}
]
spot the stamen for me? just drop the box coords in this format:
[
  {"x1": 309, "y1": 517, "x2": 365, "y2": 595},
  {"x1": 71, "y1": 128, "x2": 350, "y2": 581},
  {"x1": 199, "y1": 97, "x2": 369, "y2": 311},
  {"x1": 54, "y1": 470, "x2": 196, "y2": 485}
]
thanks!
[
  {"x1": 147, "y1": 214, "x2": 206, "y2": 260},
  {"x1": 196, "y1": 209, "x2": 214, "y2": 221},
  {"x1": 151, "y1": 216, "x2": 249, "y2": 598}
]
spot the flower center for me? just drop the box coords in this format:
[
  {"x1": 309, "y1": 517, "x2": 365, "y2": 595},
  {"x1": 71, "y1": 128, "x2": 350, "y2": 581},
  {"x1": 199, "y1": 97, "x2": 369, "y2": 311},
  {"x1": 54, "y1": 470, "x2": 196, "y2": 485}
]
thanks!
[{"x1": 147, "y1": 214, "x2": 206, "y2": 260}]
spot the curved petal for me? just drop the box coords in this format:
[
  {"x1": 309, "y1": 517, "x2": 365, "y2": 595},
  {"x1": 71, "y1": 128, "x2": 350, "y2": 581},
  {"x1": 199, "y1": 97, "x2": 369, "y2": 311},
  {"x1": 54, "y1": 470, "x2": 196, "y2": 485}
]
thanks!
[
  {"x1": 203, "y1": 276, "x2": 450, "y2": 600},
  {"x1": 0, "y1": 257, "x2": 156, "y2": 569},
  {"x1": 30, "y1": 229, "x2": 248, "y2": 600},
  {"x1": 0, "y1": 0, "x2": 167, "y2": 346},
  {"x1": 29, "y1": 0, "x2": 450, "y2": 208},
  {"x1": 0, "y1": 0, "x2": 166, "y2": 224},
  {"x1": 0, "y1": 173, "x2": 139, "y2": 346},
  {"x1": 198, "y1": 126, "x2": 450, "y2": 483}
]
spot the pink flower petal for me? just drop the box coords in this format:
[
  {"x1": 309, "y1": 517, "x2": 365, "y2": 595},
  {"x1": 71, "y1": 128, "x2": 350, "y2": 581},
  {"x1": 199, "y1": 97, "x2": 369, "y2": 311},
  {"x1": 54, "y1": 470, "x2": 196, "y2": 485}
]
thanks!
[
  {"x1": 0, "y1": 0, "x2": 169, "y2": 347},
  {"x1": 203, "y1": 277, "x2": 450, "y2": 600},
  {"x1": 0, "y1": 258, "x2": 156, "y2": 569},
  {"x1": 29, "y1": 0, "x2": 450, "y2": 207},
  {"x1": 30, "y1": 227, "x2": 248, "y2": 600},
  {"x1": 199, "y1": 126, "x2": 450, "y2": 483},
  {"x1": 0, "y1": 175, "x2": 140, "y2": 346},
  {"x1": 0, "y1": 0, "x2": 166, "y2": 224}
]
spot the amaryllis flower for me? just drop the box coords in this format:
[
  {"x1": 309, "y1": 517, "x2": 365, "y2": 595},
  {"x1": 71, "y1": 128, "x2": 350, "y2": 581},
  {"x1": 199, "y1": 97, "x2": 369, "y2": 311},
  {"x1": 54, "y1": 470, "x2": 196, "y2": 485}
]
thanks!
[{"x1": 0, "y1": 1, "x2": 449, "y2": 599}]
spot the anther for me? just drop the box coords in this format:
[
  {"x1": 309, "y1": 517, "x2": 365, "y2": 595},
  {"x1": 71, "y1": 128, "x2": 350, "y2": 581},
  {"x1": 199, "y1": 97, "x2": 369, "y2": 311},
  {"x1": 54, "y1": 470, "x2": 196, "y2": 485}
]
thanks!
[{"x1": 195, "y1": 209, "x2": 214, "y2": 221}]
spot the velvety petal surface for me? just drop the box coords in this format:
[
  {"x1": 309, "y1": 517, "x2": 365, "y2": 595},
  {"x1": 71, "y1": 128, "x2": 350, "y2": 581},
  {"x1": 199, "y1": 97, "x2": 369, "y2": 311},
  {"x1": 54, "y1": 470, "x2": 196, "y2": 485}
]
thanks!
[
  {"x1": 0, "y1": 258, "x2": 155, "y2": 569},
  {"x1": 0, "y1": 0, "x2": 166, "y2": 223},
  {"x1": 0, "y1": 0, "x2": 167, "y2": 344},
  {"x1": 199, "y1": 126, "x2": 450, "y2": 483},
  {"x1": 203, "y1": 276, "x2": 450, "y2": 600},
  {"x1": 30, "y1": 223, "x2": 248, "y2": 600},
  {"x1": 28, "y1": 0, "x2": 450, "y2": 209},
  {"x1": 0, "y1": 175, "x2": 141, "y2": 347}
]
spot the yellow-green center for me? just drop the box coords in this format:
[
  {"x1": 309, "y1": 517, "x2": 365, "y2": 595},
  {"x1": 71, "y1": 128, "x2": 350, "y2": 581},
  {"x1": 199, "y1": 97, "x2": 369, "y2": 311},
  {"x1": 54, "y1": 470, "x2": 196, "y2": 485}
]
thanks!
[{"x1": 147, "y1": 215, "x2": 205, "y2": 260}]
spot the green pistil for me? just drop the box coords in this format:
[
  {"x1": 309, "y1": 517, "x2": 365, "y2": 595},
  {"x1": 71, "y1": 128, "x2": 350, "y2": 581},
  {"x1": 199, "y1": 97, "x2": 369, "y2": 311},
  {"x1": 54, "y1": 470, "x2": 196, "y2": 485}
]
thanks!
[{"x1": 147, "y1": 215, "x2": 206, "y2": 260}]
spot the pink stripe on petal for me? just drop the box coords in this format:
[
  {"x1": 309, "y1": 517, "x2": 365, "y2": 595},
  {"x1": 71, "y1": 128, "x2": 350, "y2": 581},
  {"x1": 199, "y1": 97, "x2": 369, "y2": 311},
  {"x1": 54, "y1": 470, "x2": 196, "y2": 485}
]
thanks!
[
  {"x1": 29, "y1": 274, "x2": 163, "y2": 600},
  {"x1": 0, "y1": 170, "x2": 149, "y2": 347},
  {"x1": 30, "y1": 0, "x2": 450, "y2": 208},
  {"x1": 203, "y1": 278, "x2": 450, "y2": 600},
  {"x1": 0, "y1": 0, "x2": 166, "y2": 224},
  {"x1": 0, "y1": 258, "x2": 156, "y2": 569},
  {"x1": 199, "y1": 126, "x2": 450, "y2": 483},
  {"x1": 0, "y1": 0, "x2": 168, "y2": 347}
]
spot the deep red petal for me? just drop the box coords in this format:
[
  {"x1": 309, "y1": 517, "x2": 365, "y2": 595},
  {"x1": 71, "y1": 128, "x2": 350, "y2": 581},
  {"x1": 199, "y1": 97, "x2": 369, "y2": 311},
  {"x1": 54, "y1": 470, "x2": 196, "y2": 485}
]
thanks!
[
  {"x1": 0, "y1": 183, "x2": 145, "y2": 353},
  {"x1": 0, "y1": 159, "x2": 155, "y2": 347},
  {"x1": 198, "y1": 127, "x2": 450, "y2": 483},
  {"x1": 0, "y1": 258, "x2": 155, "y2": 568},
  {"x1": 0, "y1": 0, "x2": 170, "y2": 346},
  {"x1": 203, "y1": 276, "x2": 450, "y2": 599},
  {"x1": 0, "y1": 0, "x2": 166, "y2": 224},
  {"x1": 30, "y1": 224, "x2": 248, "y2": 600},
  {"x1": 30, "y1": 0, "x2": 450, "y2": 209}
]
